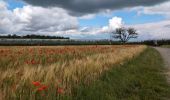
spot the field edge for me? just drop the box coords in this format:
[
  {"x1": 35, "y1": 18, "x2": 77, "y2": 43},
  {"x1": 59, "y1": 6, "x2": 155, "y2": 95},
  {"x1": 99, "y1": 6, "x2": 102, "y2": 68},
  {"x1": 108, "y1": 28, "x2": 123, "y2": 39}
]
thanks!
[{"x1": 71, "y1": 47, "x2": 170, "y2": 100}]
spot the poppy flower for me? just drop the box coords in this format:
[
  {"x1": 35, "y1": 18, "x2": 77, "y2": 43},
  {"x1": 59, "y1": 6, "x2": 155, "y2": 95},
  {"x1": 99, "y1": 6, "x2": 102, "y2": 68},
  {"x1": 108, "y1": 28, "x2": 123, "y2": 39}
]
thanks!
[
  {"x1": 57, "y1": 88, "x2": 64, "y2": 94},
  {"x1": 41, "y1": 85, "x2": 48, "y2": 90},
  {"x1": 32, "y1": 81, "x2": 41, "y2": 86},
  {"x1": 31, "y1": 59, "x2": 36, "y2": 64},
  {"x1": 37, "y1": 87, "x2": 44, "y2": 91}
]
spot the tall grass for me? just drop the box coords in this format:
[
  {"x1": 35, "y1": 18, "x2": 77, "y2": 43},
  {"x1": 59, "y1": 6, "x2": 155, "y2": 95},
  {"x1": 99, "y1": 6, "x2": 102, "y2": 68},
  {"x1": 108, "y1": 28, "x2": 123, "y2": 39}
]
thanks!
[
  {"x1": 73, "y1": 48, "x2": 170, "y2": 100},
  {"x1": 0, "y1": 45, "x2": 146, "y2": 99}
]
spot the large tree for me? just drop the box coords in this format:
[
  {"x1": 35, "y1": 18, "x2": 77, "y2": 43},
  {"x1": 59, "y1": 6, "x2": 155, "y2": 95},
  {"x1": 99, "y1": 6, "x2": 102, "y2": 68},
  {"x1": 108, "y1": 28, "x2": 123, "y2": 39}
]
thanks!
[{"x1": 112, "y1": 27, "x2": 138, "y2": 43}]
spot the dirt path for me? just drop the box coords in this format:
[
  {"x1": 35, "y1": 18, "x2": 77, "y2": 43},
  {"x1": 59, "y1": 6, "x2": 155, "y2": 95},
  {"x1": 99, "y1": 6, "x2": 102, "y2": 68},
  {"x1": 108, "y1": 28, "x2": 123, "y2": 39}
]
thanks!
[{"x1": 155, "y1": 47, "x2": 170, "y2": 83}]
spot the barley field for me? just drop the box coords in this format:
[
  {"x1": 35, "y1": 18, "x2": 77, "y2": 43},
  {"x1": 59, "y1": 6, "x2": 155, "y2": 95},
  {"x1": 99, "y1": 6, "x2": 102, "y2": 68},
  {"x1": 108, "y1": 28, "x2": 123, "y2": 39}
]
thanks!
[{"x1": 0, "y1": 45, "x2": 146, "y2": 99}]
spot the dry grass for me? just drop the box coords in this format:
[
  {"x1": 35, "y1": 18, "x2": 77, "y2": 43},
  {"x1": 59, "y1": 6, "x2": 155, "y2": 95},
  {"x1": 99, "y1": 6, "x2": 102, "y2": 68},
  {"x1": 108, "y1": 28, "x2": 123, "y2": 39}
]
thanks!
[{"x1": 0, "y1": 45, "x2": 146, "y2": 99}]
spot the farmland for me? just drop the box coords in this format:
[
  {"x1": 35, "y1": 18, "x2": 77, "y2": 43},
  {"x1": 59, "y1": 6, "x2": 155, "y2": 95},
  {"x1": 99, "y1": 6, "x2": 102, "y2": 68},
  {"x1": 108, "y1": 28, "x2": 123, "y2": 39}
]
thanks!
[{"x1": 0, "y1": 45, "x2": 146, "y2": 99}]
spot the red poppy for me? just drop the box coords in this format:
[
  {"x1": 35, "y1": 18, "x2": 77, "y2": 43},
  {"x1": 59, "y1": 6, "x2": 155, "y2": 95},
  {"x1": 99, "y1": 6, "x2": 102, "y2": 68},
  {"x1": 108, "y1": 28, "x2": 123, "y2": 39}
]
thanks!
[
  {"x1": 57, "y1": 88, "x2": 64, "y2": 94},
  {"x1": 31, "y1": 59, "x2": 36, "y2": 64},
  {"x1": 32, "y1": 81, "x2": 41, "y2": 86},
  {"x1": 41, "y1": 85, "x2": 48, "y2": 90},
  {"x1": 37, "y1": 87, "x2": 44, "y2": 91}
]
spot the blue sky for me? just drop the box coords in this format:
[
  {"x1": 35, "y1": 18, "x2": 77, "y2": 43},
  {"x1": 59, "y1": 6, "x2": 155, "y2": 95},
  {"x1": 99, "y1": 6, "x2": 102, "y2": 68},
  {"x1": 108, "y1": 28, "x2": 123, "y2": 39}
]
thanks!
[
  {"x1": 79, "y1": 11, "x2": 165, "y2": 27},
  {"x1": 6, "y1": 0, "x2": 25, "y2": 10},
  {"x1": 1, "y1": 0, "x2": 170, "y2": 40}
]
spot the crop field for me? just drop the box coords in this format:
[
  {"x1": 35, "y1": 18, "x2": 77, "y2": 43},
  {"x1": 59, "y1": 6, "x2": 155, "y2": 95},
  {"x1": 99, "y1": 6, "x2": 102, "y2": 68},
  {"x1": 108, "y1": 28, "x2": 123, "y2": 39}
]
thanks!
[{"x1": 0, "y1": 45, "x2": 146, "y2": 99}]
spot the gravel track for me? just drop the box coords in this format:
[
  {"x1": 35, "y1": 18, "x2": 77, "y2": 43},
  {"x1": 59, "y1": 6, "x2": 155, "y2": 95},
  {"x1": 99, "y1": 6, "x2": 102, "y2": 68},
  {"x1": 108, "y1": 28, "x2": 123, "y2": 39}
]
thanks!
[{"x1": 155, "y1": 47, "x2": 170, "y2": 83}]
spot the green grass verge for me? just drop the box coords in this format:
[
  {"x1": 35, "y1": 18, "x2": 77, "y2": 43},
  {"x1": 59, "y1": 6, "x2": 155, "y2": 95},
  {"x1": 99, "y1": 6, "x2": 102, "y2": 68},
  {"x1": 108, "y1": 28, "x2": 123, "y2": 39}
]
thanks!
[
  {"x1": 161, "y1": 45, "x2": 170, "y2": 48},
  {"x1": 72, "y1": 47, "x2": 170, "y2": 100}
]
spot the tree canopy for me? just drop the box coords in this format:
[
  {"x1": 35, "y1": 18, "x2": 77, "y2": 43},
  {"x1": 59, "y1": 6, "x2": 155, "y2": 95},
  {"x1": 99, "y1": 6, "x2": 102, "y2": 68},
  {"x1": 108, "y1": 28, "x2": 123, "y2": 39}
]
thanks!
[{"x1": 112, "y1": 27, "x2": 138, "y2": 43}]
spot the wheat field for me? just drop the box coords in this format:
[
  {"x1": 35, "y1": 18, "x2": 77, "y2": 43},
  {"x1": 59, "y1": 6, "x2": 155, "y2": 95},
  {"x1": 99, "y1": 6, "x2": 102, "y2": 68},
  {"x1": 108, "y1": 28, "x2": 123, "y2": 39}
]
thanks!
[{"x1": 0, "y1": 45, "x2": 146, "y2": 99}]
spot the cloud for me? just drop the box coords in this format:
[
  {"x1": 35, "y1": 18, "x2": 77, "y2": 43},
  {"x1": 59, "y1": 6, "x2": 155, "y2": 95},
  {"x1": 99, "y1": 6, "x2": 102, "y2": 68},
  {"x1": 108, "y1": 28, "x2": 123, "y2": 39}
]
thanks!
[
  {"x1": 0, "y1": 1, "x2": 21, "y2": 34},
  {"x1": 0, "y1": 1, "x2": 78, "y2": 35},
  {"x1": 101, "y1": 17, "x2": 123, "y2": 33},
  {"x1": 138, "y1": 1, "x2": 170, "y2": 18},
  {"x1": 79, "y1": 14, "x2": 96, "y2": 19},
  {"x1": 64, "y1": 16, "x2": 123, "y2": 39},
  {"x1": 14, "y1": 6, "x2": 79, "y2": 33},
  {"x1": 0, "y1": 1, "x2": 124, "y2": 40},
  {"x1": 127, "y1": 20, "x2": 170, "y2": 40},
  {"x1": 72, "y1": 16, "x2": 169, "y2": 40},
  {"x1": 108, "y1": 17, "x2": 123, "y2": 30},
  {"x1": 21, "y1": 0, "x2": 169, "y2": 16}
]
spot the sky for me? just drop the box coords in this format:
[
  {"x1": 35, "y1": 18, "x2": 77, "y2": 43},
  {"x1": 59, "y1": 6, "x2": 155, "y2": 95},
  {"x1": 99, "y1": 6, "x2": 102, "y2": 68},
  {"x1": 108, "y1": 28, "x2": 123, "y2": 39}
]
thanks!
[{"x1": 0, "y1": 0, "x2": 170, "y2": 40}]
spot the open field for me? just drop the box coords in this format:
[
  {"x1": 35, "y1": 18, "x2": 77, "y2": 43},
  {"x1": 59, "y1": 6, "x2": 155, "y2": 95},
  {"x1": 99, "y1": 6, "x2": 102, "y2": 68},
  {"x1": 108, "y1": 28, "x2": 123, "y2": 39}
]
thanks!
[
  {"x1": 74, "y1": 48, "x2": 170, "y2": 100},
  {"x1": 0, "y1": 45, "x2": 146, "y2": 99}
]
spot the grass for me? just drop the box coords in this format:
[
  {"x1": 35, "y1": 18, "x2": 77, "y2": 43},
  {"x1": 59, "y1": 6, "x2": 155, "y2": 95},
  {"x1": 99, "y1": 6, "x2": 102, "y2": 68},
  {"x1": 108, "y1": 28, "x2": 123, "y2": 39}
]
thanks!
[
  {"x1": 161, "y1": 45, "x2": 170, "y2": 48},
  {"x1": 72, "y1": 47, "x2": 170, "y2": 100},
  {"x1": 0, "y1": 45, "x2": 146, "y2": 99}
]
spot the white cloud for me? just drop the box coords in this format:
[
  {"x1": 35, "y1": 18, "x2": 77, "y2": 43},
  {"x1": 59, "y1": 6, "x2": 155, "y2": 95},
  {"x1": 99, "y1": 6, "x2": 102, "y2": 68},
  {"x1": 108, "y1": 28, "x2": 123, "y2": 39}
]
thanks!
[
  {"x1": 79, "y1": 14, "x2": 96, "y2": 19},
  {"x1": 0, "y1": 2, "x2": 123, "y2": 40},
  {"x1": 78, "y1": 10, "x2": 113, "y2": 20},
  {"x1": 0, "y1": 1, "x2": 7, "y2": 10},
  {"x1": 0, "y1": 1, "x2": 79, "y2": 35},
  {"x1": 127, "y1": 20, "x2": 170, "y2": 40},
  {"x1": 108, "y1": 17, "x2": 123, "y2": 30},
  {"x1": 64, "y1": 16, "x2": 124, "y2": 39},
  {"x1": 100, "y1": 16, "x2": 123, "y2": 33},
  {"x1": 63, "y1": 14, "x2": 170, "y2": 40},
  {"x1": 138, "y1": 1, "x2": 170, "y2": 18}
]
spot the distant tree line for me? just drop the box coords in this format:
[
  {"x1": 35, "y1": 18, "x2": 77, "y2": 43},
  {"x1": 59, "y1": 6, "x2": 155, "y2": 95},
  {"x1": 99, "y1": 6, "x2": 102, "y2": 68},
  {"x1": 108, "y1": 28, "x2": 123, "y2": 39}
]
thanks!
[
  {"x1": 0, "y1": 38, "x2": 170, "y2": 46},
  {"x1": 141, "y1": 39, "x2": 170, "y2": 46},
  {"x1": 0, "y1": 34, "x2": 69, "y2": 39}
]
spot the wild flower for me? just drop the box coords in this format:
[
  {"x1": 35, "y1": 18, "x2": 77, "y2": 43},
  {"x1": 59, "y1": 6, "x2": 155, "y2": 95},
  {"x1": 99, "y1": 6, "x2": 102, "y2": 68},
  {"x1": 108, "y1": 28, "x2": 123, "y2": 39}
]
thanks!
[
  {"x1": 57, "y1": 88, "x2": 64, "y2": 94},
  {"x1": 37, "y1": 87, "x2": 44, "y2": 91},
  {"x1": 31, "y1": 59, "x2": 36, "y2": 64},
  {"x1": 32, "y1": 81, "x2": 41, "y2": 87},
  {"x1": 41, "y1": 85, "x2": 48, "y2": 90},
  {"x1": 32, "y1": 81, "x2": 48, "y2": 92}
]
